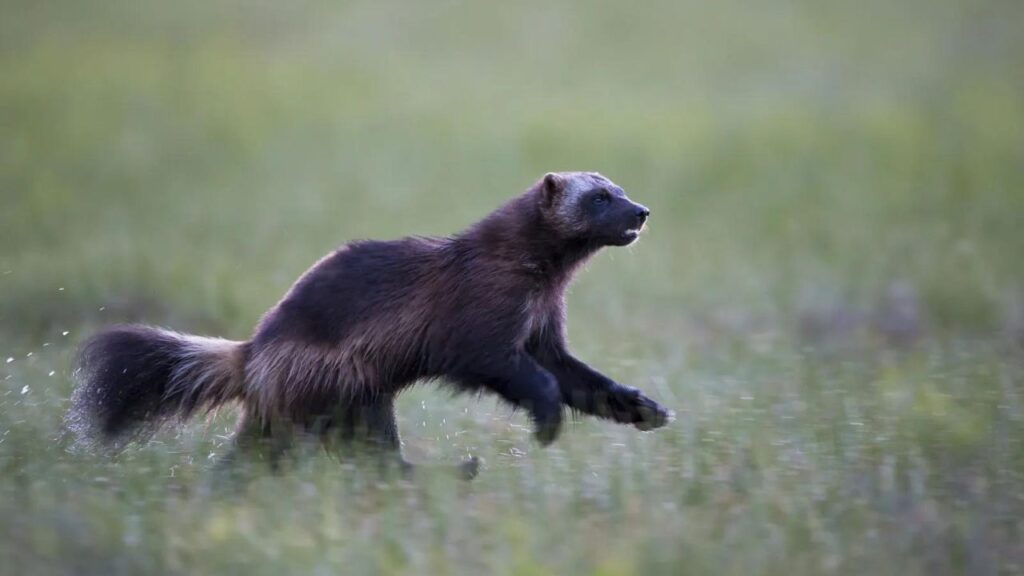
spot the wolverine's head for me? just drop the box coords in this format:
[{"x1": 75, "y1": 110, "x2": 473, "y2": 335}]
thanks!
[{"x1": 537, "y1": 172, "x2": 650, "y2": 247}]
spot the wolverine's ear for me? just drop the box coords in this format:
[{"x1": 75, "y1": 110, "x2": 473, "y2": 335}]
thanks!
[{"x1": 541, "y1": 173, "x2": 563, "y2": 206}]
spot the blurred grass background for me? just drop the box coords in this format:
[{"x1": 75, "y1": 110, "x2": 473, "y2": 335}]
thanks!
[{"x1": 2, "y1": 0, "x2": 1023, "y2": 574}]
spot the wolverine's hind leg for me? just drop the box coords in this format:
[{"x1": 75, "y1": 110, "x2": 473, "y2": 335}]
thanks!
[
  {"x1": 324, "y1": 397, "x2": 407, "y2": 474},
  {"x1": 207, "y1": 410, "x2": 295, "y2": 492},
  {"x1": 324, "y1": 396, "x2": 479, "y2": 480}
]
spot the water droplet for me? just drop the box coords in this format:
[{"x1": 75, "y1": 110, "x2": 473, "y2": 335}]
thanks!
[
  {"x1": 61, "y1": 331, "x2": 70, "y2": 336},
  {"x1": 5, "y1": 358, "x2": 11, "y2": 364},
  {"x1": 48, "y1": 371, "x2": 55, "y2": 377},
  {"x1": 25, "y1": 352, "x2": 32, "y2": 358},
  {"x1": 99, "y1": 306, "x2": 106, "y2": 311},
  {"x1": 58, "y1": 287, "x2": 65, "y2": 291},
  {"x1": 42, "y1": 343, "x2": 50, "y2": 347},
  {"x1": 20, "y1": 386, "x2": 29, "y2": 395}
]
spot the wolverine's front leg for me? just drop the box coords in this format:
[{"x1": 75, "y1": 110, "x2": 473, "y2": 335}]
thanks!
[
  {"x1": 455, "y1": 354, "x2": 564, "y2": 445},
  {"x1": 537, "y1": 349, "x2": 670, "y2": 431}
]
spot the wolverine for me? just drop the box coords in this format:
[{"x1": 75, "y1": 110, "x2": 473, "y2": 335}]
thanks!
[{"x1": 68, "y1": 172, "x2": 670, "y2": 479}]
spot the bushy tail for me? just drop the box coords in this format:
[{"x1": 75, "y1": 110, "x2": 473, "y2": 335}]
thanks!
[{"x1": 67, "y1": 325, "x2": 247, "y2": 447}]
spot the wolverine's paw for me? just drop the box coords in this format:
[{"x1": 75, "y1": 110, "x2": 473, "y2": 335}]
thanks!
[
  {"x1": 532, "y1": 407, "x2": 563, "y2": 446},
  {"x1": 634, "y1": 400, "x2": 671, "y2": 431},
  {"x1": 615, "y1": 387, "x2": 671, "y2": 431},
  {"x1": 458, "y1": 456, "x2": 481, "y2": 481}
]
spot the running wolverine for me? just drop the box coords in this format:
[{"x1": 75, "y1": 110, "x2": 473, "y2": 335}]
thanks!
[{"x1": 68, "y1": 172, "x2": 671, "y2": 477}]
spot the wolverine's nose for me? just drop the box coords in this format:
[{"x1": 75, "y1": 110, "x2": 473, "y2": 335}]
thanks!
[{"x1": 635, "y1": 205, "x2": 651, "y2": 223}]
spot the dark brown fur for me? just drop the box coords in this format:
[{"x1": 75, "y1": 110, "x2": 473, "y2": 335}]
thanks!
[{"x1": 68, "y1": 172, "x2": 670, "y2": 477}]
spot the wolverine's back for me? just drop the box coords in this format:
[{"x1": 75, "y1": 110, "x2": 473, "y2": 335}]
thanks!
[
  {"x1": 253, "y1": 237, "x2": 452, "y2": 347},
  {"x1": 246, "y1": 237, "x2": 457, "y2": 417}
]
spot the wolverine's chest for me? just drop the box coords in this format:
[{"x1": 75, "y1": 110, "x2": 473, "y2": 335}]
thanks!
[{"x1": 516, "y1": 288, "x2": 565, "y2": 348}]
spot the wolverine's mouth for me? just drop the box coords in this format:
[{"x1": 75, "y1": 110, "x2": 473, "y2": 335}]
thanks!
[{"x1": 621, "y1": 228, "x2": 642, "y2": 242}]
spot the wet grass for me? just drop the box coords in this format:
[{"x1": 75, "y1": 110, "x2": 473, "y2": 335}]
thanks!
[{"x1": 2, "y1": 1, "x2": 1024, "y2": 574}]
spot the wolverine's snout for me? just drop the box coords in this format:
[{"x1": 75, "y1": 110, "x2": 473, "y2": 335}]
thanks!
[
  {"x1": 632, "y1": 203, "x2": 650, "y2": 226},
  {"x1": 634, "y1": 202, "x2": 651, "y2": 223}
]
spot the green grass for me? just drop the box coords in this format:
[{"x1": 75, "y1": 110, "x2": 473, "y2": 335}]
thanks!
[{"x1": 2, "y1": 1, "x2": 1024, "y2": 574}]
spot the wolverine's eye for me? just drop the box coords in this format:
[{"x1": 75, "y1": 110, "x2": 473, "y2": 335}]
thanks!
[{"x1": 592, "y1": 190, "x2": 611, "y2": 205}]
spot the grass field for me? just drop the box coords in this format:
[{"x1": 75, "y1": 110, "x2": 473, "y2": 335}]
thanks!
[{"x1": 2, "y1": 1, "x2": 1024, "y2": 574}]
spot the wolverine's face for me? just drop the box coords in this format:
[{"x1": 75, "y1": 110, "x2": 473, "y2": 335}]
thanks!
[{"x1": 540, "y1": 172, "x2": 650, "y2": 247}]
